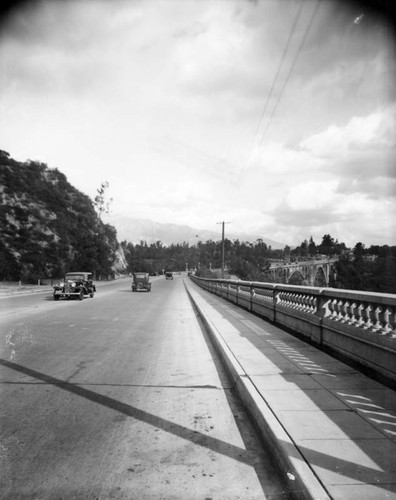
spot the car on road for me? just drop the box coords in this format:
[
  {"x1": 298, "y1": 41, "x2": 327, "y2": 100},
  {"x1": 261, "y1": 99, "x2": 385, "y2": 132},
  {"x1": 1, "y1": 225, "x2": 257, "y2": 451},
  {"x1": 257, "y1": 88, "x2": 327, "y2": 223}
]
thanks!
[
  {"x1": 53, "y1": 272, "x2": 96, "y2": 301},
  {"x1": 165, "y1": 272, "x2": 173, "y2": 280},
  {"x1": 132, "y1": 272, "x2": 152, "y2": 292}
]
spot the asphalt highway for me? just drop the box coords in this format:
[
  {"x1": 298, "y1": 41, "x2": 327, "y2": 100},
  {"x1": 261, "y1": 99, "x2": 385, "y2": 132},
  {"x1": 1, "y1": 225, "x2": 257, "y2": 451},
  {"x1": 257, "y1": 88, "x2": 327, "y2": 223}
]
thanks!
[{"x1": 0, "y1": 275, "x2": 291, "y2": 499}]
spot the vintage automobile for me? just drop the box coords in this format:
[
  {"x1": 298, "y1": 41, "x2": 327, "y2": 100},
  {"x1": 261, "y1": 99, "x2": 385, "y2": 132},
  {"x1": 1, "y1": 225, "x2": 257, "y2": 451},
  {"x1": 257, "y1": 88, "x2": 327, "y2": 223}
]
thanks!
[
  {"x1": 53, "y1": 272, "x2": 96, "y2": 301},
  {"x1": 132, "y1": 272, "x2": 151, "y2": 292},
  {"x1": 165, "y1": 271, "x2": 173, "y2": 280}
]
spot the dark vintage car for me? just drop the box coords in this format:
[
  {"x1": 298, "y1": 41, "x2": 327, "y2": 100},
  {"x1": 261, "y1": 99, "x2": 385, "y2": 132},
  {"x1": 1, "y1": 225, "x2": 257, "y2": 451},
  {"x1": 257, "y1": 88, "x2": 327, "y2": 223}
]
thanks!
[
  {"x1": 53, "y1": 272, "x2": 96, "y2": 301},
  {"x1": 165, "y1": 271, "x2": 173, "y2": 280},
  {"x1": 132, "y1": 272, "x2": 151, "y2": 292}
]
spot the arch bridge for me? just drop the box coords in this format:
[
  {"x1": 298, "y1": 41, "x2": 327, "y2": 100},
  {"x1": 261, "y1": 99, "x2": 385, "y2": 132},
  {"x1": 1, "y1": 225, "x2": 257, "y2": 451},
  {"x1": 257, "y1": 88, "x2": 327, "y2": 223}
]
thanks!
[{"x1": 269, "y1": 258, "x2": 338, "y2": 287}]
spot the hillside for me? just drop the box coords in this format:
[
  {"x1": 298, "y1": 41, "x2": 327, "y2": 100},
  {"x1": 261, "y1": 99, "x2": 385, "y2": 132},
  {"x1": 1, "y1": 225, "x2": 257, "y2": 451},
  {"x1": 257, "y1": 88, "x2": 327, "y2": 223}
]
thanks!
[{"x1": 0, "y1": 149, "x2": 125, "y2": 282}]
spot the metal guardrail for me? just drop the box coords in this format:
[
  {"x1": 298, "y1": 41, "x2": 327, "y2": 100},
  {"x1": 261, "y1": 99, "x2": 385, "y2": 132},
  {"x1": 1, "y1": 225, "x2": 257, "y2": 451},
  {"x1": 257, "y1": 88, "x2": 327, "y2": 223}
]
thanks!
[{"x1": 191, "y1": 276, "x2": 396, "y2": 385}]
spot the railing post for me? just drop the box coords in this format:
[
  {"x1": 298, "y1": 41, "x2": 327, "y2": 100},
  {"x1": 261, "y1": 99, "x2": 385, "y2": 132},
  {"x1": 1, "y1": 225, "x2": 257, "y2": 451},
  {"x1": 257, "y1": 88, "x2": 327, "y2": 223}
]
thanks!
[
  {"x1": 250, "y1": 284, "x2": 254, "y2": 312},
  {"x1": 316, "y1": 289, "x2": 328, "y2": 345},
  {"x1": 273, "y1": 285, "x2": 279, "y2": 323}
]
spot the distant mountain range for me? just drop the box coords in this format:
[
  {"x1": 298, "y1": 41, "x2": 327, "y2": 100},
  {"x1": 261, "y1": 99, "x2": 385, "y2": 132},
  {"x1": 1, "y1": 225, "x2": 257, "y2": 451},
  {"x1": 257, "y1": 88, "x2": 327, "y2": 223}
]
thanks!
[{"x1": 104, "y1": 215, "x2": 285, "y2": 249}]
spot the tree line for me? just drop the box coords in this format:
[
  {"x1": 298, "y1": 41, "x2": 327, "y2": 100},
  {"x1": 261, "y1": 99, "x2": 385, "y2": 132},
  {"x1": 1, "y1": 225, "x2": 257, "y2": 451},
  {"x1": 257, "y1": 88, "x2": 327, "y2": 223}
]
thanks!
[{"x1": 122, "y1": 236, "x2": 396, "y2": 294}]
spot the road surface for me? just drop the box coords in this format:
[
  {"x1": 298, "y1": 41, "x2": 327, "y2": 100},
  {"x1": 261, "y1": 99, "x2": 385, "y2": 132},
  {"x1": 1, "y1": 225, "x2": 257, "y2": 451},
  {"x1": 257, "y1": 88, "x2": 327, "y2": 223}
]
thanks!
[{"x1": 0, "y1": 275, "x2": 291, "y2": 499}]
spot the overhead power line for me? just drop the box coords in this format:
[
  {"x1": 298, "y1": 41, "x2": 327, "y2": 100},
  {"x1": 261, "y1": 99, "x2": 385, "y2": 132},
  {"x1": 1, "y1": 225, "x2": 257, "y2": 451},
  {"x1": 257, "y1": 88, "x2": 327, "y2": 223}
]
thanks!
[
  {"x1": 236, "y1": 0, "x2": 305, "y2": 186},
  {"x1": 259, "y1": 0, "x2": 321, "y2": 145},
  {"x1": 251, "y1": 0, "x2": 304, "y2": 150},
  {"x1": 234, "y1": 0, "x2": 321, "y2": 194}
]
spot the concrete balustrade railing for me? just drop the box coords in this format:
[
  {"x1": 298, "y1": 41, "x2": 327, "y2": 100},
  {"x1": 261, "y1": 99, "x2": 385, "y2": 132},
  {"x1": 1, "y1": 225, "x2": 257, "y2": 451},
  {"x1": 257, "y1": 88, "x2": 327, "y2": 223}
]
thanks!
[{"x1": 190, "y1": 276, "x2": 396, "y2": 386}]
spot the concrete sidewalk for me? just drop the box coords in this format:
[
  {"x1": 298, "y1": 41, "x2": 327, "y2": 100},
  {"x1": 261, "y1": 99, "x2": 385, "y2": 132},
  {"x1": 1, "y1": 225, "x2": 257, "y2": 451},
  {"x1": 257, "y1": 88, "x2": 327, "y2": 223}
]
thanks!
[{"x1": 185, "y1": 280, "x2": 396, "y2": 500}]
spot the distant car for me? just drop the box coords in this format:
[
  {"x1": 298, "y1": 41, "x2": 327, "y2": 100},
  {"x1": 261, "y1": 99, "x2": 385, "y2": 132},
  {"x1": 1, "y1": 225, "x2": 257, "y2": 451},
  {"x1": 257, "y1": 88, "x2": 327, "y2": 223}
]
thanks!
[
  {"x1": 165, "y1": 272, "x2": 173, "y2": 280},
  {"x1": 53, "y1": 272, "x2": 96, "y2": 301},
  {"x1": 132, "y1": 272, "x2": 152, "y2": 292}
]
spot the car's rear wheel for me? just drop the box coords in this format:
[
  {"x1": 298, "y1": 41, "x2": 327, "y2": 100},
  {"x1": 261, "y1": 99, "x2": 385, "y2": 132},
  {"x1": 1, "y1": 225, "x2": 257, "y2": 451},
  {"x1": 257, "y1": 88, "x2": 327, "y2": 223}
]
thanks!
[
  {"x1": 79, "y1": 291, "x2": 84, "y2": 300},
  {"x1": 53, "y1": 295, "x2": 59, "y2": 301},
  {"x1": 90, "y1": 293, "x2": 94, "y2": 298}
]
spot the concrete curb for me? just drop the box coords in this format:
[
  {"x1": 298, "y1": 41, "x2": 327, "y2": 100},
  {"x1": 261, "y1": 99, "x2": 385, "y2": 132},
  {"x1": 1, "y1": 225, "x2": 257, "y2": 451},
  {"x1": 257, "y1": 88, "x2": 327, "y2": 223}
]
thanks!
[
  {"x1": 0, "y1": 277, "x2": 132, "y2": 299},
  {"x1": 186, "y1": 285, "x2": 331, "y2": 500},
  {"x1": 0, "y1": 287, "x2": 53, "y2": 298}
]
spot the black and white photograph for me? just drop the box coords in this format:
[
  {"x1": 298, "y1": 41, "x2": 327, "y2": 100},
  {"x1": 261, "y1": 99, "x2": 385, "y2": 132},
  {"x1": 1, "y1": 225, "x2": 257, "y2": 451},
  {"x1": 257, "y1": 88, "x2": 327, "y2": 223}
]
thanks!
[{"x1": 1, "y1": 0, "x2": 395, "y2": 498}]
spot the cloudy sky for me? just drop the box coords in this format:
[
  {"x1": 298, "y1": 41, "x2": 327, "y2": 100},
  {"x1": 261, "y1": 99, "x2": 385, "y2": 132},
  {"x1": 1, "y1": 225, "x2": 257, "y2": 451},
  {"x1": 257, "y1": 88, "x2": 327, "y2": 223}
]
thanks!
[{"x1": 0, "y1": 0, "x2": 395, "y2": 247}]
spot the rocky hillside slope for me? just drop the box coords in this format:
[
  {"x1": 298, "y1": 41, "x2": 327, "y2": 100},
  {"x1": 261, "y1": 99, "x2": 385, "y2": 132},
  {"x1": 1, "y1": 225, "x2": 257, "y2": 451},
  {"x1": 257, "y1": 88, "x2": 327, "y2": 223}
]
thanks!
[{"x1": 0, "y1": 149, "x2": 126, "y2": 282}]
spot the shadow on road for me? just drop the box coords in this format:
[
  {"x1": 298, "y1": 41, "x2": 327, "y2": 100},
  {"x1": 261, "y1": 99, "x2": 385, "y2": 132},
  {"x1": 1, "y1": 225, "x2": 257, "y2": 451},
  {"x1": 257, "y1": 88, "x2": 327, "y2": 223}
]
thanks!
[{"x1": 0, "y1": 358, "x2": 252, "y2": 467}]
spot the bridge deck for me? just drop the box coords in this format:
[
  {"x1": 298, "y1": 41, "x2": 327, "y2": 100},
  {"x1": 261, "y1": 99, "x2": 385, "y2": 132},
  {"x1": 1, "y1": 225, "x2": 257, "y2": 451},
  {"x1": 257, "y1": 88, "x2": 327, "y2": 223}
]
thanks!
[{"x1": 185, "y1": 279, "x2": 396, "y2": 500}]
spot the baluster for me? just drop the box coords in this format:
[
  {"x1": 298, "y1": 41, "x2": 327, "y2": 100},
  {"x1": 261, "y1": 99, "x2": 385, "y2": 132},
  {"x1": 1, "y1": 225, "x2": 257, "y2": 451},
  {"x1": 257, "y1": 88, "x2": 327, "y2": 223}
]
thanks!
[
  {"x1": 371, "y1": 306, "x2": 382, "y2": 332},
  {"x1": 332, "y1": 299, "x2": 339, "y2": 320},
  {"x1": 380, "y1": 308, "x2": 392, "y2": 335},
  {"x1": 334, "y1": 300, "x2": 343, "y2": 321},
  {"x1": 304, "y1": 295, "x2": 309, "y2": 312},
  {"x1": 339, "y1": 300, "x2": 345, "y2": 321},
  {"x1": 362, "y1": 304, "x2": 373, "y2": 330},
  {"x1": 347, "y1": 302, "x2": 357, "y2": 326},
  {"x1": 355, "y1": 303, "x2": 365, "y2": 327},
  {"x1": 304, "y1": 295, "x2": 310, "y2": 312},
  {"x1": 341, "y1": 301, "x2": 350, "y2": 323}
]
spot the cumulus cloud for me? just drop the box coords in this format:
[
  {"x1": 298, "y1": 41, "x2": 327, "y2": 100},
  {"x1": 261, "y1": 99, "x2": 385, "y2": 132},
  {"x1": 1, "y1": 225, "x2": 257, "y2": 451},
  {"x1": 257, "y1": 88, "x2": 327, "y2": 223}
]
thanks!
[
  {"x1": 300, "y1": 108, "x2": 396, "y2": 158},
  {"x1": 298, "y1": 107, "x2": 396, "y2": 203}
]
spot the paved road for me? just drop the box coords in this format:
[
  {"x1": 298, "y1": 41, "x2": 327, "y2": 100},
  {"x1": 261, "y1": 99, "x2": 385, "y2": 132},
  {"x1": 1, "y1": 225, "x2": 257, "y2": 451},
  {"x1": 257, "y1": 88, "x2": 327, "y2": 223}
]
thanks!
[{"x1": 0, "y1": 275, "x2": 291, "y2": 499}]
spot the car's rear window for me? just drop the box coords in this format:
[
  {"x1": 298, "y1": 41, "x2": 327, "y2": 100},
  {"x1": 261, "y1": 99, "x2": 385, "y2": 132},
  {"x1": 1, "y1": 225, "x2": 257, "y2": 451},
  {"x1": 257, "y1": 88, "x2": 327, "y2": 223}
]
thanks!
[{"x1": 135, "y1": 273, "x2": 147, "y2": 278}]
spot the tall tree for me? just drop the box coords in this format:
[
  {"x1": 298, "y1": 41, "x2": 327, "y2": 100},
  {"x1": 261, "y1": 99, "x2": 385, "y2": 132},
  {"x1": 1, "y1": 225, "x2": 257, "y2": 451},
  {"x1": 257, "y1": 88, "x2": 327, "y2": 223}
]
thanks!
[
  {"x1": 94, "y1": 181, "x2": 113, "y2": 219},
  {"x1": 308, "y1": 236, "x2": 316, "y2": 256}
]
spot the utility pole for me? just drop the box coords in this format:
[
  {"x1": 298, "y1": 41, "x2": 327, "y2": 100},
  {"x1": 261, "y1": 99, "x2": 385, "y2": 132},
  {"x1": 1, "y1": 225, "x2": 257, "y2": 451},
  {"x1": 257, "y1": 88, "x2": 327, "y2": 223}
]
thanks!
[{"x1": 217, "y1": 221, "x2": 230, "y2": 278}]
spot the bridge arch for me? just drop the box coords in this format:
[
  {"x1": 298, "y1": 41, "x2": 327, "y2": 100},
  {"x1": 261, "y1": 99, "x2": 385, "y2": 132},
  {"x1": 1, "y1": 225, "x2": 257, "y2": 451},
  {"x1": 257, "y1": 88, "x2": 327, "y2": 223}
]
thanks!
[
  {"x1": 289, "y1": 270, "x2": 307, "y2": 286},
  {"x1": 274, "y1": 268, "x2": 288, "y2": 283},
  {"x1": 313, "y1": 266, "x2": 327, "y2": 287}
]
